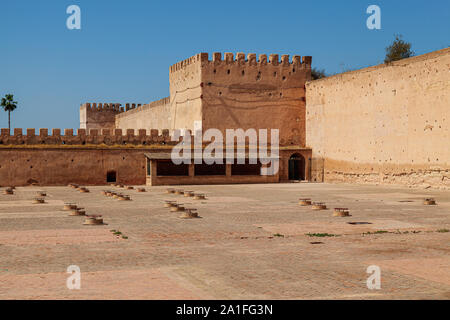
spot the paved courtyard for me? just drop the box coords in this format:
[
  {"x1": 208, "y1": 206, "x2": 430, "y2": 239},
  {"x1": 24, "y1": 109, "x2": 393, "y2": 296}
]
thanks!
[{"x1": 0, "y1": 182, "x2": 449, "y2": 299}]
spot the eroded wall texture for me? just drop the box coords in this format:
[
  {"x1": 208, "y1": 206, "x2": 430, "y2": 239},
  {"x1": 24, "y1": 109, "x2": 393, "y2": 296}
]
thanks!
[
  {"x1": 168, "y1": 54, "x2": 204, "y2": 133},
  {"x1": 201, "y1": 52, "x2": 311, "y2": 147},
  {"x1": 306, "y1": 48, "x2": 450, "y2": 189},
  {"x1": 0, "y1": 128, "x2": 298, "y2": 186},
  {"x1": 115, "y1": 54, "x2": 204, "y2": 134},
  {"x1": 111, "y1": 52, "x2": 311, "y2": 146},
  {"x1": 80, "y1": 103, "x2": 124, "y2": 130},
  {"x1": 0, "y1": 148, "x2": 147, "y2": 186},
  {"x1": 115, "y1": 98, "x2": 172, "y2": 131},
  {"x1": 0, "y1": 128, "x2": 180, "y2": 186}
]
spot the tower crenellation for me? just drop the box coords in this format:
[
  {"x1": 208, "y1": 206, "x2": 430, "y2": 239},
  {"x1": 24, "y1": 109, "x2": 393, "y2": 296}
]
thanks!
[
  {"x1": 80, "y1": 102, "x2": 143, "y2": 130},
  {"x1": 169, "y1": 52, "x2": 312, "y2": 74}
]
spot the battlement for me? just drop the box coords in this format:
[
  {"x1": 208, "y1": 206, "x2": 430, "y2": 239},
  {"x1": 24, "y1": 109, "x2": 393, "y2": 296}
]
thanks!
[
  {"x1": 0, "y1": 128, "x2": 278, "y2": 148},
  {"x1": 80, "y1": 102, "x2": 146, "y2": 112},
  {"x1": 115, "y1": 97, "x2": 170, "y2": 119},
  {"x1": 169, "y1": 52, "x2": 312, "y2": 73},
  {"x1": 170, "y1": 53, "x2": 208, "y2": 73},
  {"x1": 80, "y1": 102, "x2": 144, "y2": 130},
  {"x1": 81, "y1": 103, "x2": 124, "y2": 112},
  {"x1": 0, "y1": 128, "x2": 184, "y2": 146}
]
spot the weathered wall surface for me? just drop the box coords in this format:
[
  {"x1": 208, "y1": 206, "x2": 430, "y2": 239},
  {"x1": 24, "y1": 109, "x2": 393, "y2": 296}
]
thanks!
[
  {"x1": 0, "y1": 128, "x2": 178, "y2": 145},
  {"x1": 115, "y1": 98, "x2": 172, "y2": 131},
  {"x1": 112, "y1": 52, "x2": 310, "y2": 145},
  {"x1": 201, "y1": 52, "x2": 311, "y2": 146},
  {"x1": 168, "y1": 54, "x2": 204, "y2": 133},
  {"x1": 0, "y1": 148, "x2": 147, "y2": 186},
  {"x1": 0, "y1": 128, "x2": 290, "y2": 186},
  {"x1": 306, "y1": 48, "x2": 450, "y2": 189},
  {"x1": 114, "y1": 54, "x2": 205, "y2": 134},
  {"x1": 80, "y1": 103, "x2": 124, "y2": 130},
  {"x1": 0, "y1": 128, "x2": 181, "y2": 186}
]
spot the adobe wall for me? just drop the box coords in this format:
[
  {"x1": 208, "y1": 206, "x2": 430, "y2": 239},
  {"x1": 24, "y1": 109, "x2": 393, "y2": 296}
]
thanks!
[
  {"x1": 306, "y1": 47, "x2": 450, "y2": 189},
  {"x1": 0, "y1": 128, "x2": 177, "y2": 146},
  {"x1": 112, "y1": 52, "x2": 310, "y2": 144},
  {"x1": 0, "y1": 128, "x2": 290, "y2": 186},
  {"x1": 115, "y1": 98, "x2": 172, "y2": 131},
  {"x1": 168, "y1": 53, "x2": 204, "y2": 133},
  {"x1": 80, "y1": 103, "x2": 124, "y2": 130},
  {"x1": 201, "y1": 52, "x2": 311, "y2": 146},
  {"x1": 0, "y1": 148, "x2": 147, "y2": 186},
  {"x1": 0, "y1": 128, "x2": 181, "y2": 186},
  {"x1": 114, "y1": 54, "x2": 205, "y2": 134}
]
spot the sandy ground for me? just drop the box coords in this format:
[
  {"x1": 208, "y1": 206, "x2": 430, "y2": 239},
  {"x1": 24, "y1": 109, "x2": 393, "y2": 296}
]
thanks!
[{"x1": 0, "y1": 183, "x2": 449, "y2": 299}]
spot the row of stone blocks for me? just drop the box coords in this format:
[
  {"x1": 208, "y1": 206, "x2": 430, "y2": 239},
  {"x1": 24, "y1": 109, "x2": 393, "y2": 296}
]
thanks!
[
  {"x1": 170, "y1": 52, "x2": 312, "y2": 73},
  {"x1": 0, "y1": 128, "x2": 182, "y2": 146}
]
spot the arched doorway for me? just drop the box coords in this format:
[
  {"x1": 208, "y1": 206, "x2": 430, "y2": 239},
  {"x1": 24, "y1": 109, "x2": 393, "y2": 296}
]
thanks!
[
  {"x1": 106, "y1": 170, "x2": 117, "y2": 183},
  {"x1": 288, "y1": 153, "x2": 305, "y2": 180}
]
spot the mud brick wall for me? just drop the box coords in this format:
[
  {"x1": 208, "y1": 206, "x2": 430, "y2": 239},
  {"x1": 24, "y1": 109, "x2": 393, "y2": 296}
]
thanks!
[
  {"x1": 201, "y1": 52, "x2": 310, "y2": 147},
  {"x1": 113, "y1": 52, "x2": 311, "y2": 146},
  {"x1": 80, "y1": 102, "x2": 141, "y2": 130},
  {"x1": 0, "y1": 128, "x2": 185, "y2": 186},
  {"x1": 0, "y1": 128, "x2": 179, "y2": 146},
  {"x1": 306, "y1": 48, "x2": 450, "y2": 189},
  {"x1": 0, "y1": 148, "x2": 148, "y2": 186},
  {"x1": 115, "y1": 98, "x2": 173, "y2": 132}
]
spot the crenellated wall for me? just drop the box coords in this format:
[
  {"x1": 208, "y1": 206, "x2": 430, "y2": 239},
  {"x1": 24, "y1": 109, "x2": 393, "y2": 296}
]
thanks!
[
  {"x1": 80, "y1": 102, "x2": 142, "y2": 130},
  {"x1": 0, "y1": 126, "x2": 295, "y2": 186},
  {"x1": 168, "y1": 53, "x2": 205, "y2": 133},
  {"x1": 109, "y1": 52, "x2": 311, "y2": 146},
  {"x1": 0, "y1": 127, "x2": 184, "y2": 186},
  {"x1": 115, "y1": 97, "x2": 173, "y2": 131},
  {"x1": 114, "y1": 53, "x2": 207, "y2": 134},
  {"x1": 200, "y1": 52, "x2": 311, "y2": 146},
  {"x1": 306, "y1": 47, "x2": 450, "y2": 189},
  {"x1": 0, "y1": 128, "x2": 181, "y2": 146}
]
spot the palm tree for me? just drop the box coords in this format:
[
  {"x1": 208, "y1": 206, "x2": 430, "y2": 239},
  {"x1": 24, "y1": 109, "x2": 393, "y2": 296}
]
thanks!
[{"x1": 1, "y1": 94, "x2": 18, "y2": 131}]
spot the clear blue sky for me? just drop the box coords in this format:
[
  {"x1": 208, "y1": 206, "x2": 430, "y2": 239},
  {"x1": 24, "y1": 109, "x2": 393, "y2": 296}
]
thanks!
[{"x1": 0, "y1": 0, "x2": 449, "y2": 130}]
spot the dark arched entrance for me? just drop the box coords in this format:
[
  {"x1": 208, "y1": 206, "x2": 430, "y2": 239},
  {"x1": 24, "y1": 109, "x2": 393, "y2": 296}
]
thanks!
[
  {"x1": 106, "y1": 170, "x2": 117, "y2": 183},
  {"x1": 288, "y1": 153, "x2": 305, "y2": 180}
]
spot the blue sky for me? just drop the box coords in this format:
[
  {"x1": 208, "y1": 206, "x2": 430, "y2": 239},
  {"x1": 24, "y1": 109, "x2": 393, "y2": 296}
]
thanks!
[{"x1": 0, "y1": 0, "x2": 449, "y2": 129}]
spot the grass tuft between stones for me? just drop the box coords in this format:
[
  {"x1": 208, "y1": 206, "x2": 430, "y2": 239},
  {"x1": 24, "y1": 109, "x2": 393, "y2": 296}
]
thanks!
[{"x1": 306, "y1": 233, "x2": 339, "y2": 237}]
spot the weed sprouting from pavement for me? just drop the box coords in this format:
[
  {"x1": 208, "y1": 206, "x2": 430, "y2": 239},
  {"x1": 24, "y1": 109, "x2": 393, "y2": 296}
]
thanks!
[
  {"x1": 110, "y1": 229, "x2": 128, "y2": 239},
  {"x1": 363, "y1": 230, "x2": 425, "y2": 236},
  {"x1": 363, "y1": 230, "x2": 389, "y2": 235},
  {"x1": 306, "y1": 233, "x2": 338, "y2": 237},
  {"x1": 273, "y1": 233, "x2": 285, "y2": 238}
]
